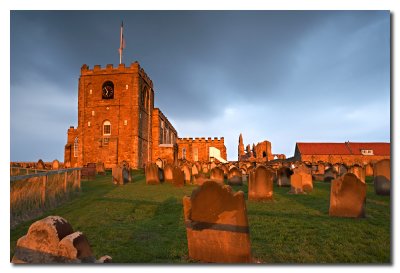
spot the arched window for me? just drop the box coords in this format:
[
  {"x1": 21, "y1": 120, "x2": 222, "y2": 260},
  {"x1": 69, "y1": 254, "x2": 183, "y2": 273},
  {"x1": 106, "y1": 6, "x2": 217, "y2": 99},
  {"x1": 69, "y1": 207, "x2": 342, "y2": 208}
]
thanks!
[
  {"x1": 73, "y1": 137, "x2": 79, "y2": 157},
  {"x1": 182, "y1": 148, "x2": 186, "y2": 159},
  {"x1": 103, "y1": 120, "x2": 111, "y2": 136},
  {"x1": 262, "y1": 151, "x2": 267, "y2": 158}
]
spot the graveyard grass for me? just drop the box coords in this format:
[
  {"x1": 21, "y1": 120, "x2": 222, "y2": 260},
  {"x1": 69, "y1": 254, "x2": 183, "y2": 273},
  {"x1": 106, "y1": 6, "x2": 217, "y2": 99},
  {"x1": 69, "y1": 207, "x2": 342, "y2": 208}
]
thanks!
[{"x1": 10, "y1": 170, "x2": 390, "y2": 263}]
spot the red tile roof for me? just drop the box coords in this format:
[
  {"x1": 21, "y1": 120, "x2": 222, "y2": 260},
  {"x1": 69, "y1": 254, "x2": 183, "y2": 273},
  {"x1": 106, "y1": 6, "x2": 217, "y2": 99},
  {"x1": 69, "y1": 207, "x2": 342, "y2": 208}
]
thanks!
[
  {"x1": 296, "y1": 142, "x2": 390, "y2": 156},
  {"x1": 347, "y1": 142, "x2": 391, "y2": 156}
]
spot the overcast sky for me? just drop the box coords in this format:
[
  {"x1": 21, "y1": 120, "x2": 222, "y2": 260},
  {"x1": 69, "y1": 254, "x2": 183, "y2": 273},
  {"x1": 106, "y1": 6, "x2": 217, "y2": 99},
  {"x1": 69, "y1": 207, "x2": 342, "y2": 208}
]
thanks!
[{"x1": 10, "y1": 10, "x2": 390, "y2": 162}]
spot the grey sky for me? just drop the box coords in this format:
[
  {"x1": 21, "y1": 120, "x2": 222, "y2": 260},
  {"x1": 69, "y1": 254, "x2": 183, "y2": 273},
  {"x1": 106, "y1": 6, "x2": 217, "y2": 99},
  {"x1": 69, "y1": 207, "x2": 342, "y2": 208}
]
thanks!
[{"x1": 10, "y1": 10, "x2": 390, "y2": 162}]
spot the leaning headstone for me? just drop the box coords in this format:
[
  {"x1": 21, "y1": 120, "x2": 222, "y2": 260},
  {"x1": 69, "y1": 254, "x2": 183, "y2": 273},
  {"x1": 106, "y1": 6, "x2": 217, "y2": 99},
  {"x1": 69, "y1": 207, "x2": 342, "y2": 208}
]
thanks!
[
  {"x1": 248, "y1": 166, "x2": 273, "y2": 201},
  {"x1": 227, "y1": 167, "x2": 242, "y2": 186},
  {"x1": 276, "y1": 167, "x2": 292, "y2": 187},
  {"x1": 373, "y1": 159, "x2": 390, "y2": 196},
  {"x1": 183, "y1": 181, "x2": 251, "y2": 263},
  {"x1": 145, "y1": 163, "x2": 160, "y2": 185},
  {"x1": 172, "y1": 166, "x2": 185, "y2": 187},
  {"x1": 164, "y1": 164, "x2": 174, "y2": 183},
  {"x1": 289, "y1": 173, "x2": 304, "y2": 194},
  {"x1": 52, "y1": 160, "x2": 60, "y2": 170},
  {"x1": 11, "y1": 216, "x2": 111, "y2": 263},
  {"x1": 210, "y1": 167, "x2": 224, "y2": 184},
  {"x1": 329, "y1": 173, "x2": 366, "y2": 218}
]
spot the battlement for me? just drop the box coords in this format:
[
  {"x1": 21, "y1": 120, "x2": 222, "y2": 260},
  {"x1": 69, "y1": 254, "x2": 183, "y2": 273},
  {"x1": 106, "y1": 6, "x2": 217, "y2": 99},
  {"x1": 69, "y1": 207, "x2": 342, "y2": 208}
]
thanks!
[
  {"x1": 80, "y1": 62, "x2": 153, "y2": 87},
  {"x1": 177, "y1": 137, "x2": 225, "y2": 143}
]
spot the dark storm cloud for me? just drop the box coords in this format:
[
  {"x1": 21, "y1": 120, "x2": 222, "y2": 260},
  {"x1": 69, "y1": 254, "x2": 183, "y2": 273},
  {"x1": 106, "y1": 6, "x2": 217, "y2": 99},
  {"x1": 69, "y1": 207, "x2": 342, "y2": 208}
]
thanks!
[{"x1": 10, "y1": 10, "x2": 390, "y2": 161}]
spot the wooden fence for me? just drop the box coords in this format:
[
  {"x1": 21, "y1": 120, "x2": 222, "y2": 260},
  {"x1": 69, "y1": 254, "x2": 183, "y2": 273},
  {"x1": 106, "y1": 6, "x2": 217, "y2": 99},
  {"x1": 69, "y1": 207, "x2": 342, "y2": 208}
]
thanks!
[{"x1": 10, "y1": 168, "x2": 81, "y2": 227}]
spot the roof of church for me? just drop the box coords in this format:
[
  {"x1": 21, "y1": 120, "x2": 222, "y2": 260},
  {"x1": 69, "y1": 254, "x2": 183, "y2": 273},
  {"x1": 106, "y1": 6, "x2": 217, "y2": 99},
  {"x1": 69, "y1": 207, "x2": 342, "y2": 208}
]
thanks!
[{"x1": 296, "y1": 142, "x2": 390, "y2": 156}]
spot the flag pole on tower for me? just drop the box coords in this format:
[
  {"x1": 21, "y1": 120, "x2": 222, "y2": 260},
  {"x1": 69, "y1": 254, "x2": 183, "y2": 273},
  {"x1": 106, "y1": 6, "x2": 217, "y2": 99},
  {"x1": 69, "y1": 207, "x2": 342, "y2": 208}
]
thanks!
[{"x1": 119, "y1": 21, "x2": 125, "y2": 64}]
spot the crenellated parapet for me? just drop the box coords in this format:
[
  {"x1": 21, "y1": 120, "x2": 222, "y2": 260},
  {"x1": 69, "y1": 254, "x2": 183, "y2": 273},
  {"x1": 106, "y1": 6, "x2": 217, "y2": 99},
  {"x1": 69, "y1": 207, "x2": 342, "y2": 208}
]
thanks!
[
  {"x1": 177, "y1": 137, "x2": 225, "y2": 144},
  {"x1": 80, "y1": 62, "x2": 153, "y2": 87}
]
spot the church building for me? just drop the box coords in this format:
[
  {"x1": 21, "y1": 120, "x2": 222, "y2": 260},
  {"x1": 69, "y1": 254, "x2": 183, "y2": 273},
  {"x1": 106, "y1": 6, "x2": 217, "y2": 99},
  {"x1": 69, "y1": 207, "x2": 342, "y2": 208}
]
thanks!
[{"x1": 64, "y1": 61, "x2": 227, "y2": 169}]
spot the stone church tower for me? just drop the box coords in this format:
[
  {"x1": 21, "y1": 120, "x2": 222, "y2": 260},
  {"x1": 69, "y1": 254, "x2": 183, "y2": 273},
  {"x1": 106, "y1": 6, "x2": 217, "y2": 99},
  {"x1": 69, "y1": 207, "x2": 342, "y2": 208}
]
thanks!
[{"x1": 64, "y1": 62, "x2": 178, "y2": 169}]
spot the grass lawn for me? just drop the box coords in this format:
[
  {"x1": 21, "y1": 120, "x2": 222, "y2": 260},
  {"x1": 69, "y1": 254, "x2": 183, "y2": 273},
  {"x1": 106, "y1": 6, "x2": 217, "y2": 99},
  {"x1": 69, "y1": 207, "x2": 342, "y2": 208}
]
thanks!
[{"x1": 10, "y1": 170, "x2": 391, "y2": 263}]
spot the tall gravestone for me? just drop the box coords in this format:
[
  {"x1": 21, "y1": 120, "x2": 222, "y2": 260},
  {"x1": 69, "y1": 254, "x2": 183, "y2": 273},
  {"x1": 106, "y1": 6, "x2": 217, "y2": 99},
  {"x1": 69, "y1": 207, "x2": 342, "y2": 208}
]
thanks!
[
  {"x1": 183, "y1": 181, "x2": 251, "y2": 263},
  {"x1": 290, "y1": 173, "x2": 304, "y2": 194},
  {"x1": 172, "y1": 166, "x2": 185, "y2": 187},
  {"x1": 329, "y1": 173, "x2": 366, "y2": 218},
  {"x1": 164, "y1": 164, "x2": 174, "y2": 183},
  {"x1": 248, "y1": 165, "x2": 273, "y2": 201},
  {"x1": 181, "y1": 165, "x2": 191, "y2": 184},
  {"x1": 373, "y1": 159, "x2": 390, "y2": 196},
  {"x1": 145, "y1": 163, "x2": 160, "y2": 185}
]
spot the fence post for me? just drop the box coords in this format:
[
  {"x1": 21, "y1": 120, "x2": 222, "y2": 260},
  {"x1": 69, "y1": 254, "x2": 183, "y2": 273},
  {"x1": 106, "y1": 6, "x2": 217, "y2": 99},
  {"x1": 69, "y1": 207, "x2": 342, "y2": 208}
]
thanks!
[
  {"x1": 41, "y1": 175, "x2": 47, "y2": 206},
  {"x1": 64, "y1": 172, "x2": 68, "y2": 193},
  {"x1": 78, "y1": 169, "x2": 81, "y2": 190}
]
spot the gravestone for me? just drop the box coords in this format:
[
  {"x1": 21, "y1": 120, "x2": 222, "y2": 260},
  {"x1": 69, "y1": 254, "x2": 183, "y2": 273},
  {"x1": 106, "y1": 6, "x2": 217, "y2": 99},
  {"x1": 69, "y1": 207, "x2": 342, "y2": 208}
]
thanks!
[
  {"x1": 290, "y1": 173, "x2": 304, "y2": 194},
  {"x1": 365, "y1": 163, "x2": 373, "y2": 177},
  {"x1": 156, "y1": 158, "x2": 164, "y2": 169},
  {"x1": 181, "y1": 165, "x2": 191, "y2": 184},
  {"x1": 191, "y1": 164, "x2": 199, "y2": 177},
  {"x1": 323, "y1": 167, "x2": 337, "y2": 182},
  {"x1": 145, "y1": 163, "x2": 160, "y2": 185},
  {"x1": 329, "y1": 173, "x2": 366, "y2": 218},
  {"x1": 349, "y1": 165, "x2": 365, "y2": 183},
  {"x1": 96, "y1": 162, "x2": 106, "y2": 175},
  {"x1": 193, "y1": 173, "x2": 207, "y2": 186},
  {"x1": 248, "y1": 165, "x2": 273, "y2": 201},
  {"x1": 210, "y1": 167, "x2": 224, "y2": 184},
  {"x1": 52, "y1": 160, "x2": 60, "y2": 170},
  {"x1": 183, "y1": 181, "x2": 251, "y2": 263},
  {"x1": 201, "y1": 163, "x2": 209, "y2": 174},
  {"x1": 276, "y1": 167, "x2": 292, "y2": 187},
  {"x1": 220, "y1": 164, "x2": 229, "y2": 177},
  {"x1": 112, "y1": 165, "x2": 131, "y2": 185},
  {"x1": 11, "y1": 216, "x2": 110, "y2": 263},
  {"x1": 164, "y1": 164, "x2": 174, "y2": 183},
  {"x1": 37, "y1": 159, "x2": 45, "y2": 170},
  {"x1": 373, "y1": 159, "x2": 390, "y2": 196},
  {"x1": 300, "y1": 173, "x2": 313, "y2": 192},
  {"x1": 172, "y1": 166, "x2": 185, "y2": 187},
  {"x1": 227, "y1": 167, "x2": 242, "y2": 186}
]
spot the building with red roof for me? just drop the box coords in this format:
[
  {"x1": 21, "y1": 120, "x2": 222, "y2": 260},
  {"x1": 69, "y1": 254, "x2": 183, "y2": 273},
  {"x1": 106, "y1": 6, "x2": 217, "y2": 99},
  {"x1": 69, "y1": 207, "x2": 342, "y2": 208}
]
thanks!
[{"x1": 293, "y1": 142, "x2": 390, "y2": 165}]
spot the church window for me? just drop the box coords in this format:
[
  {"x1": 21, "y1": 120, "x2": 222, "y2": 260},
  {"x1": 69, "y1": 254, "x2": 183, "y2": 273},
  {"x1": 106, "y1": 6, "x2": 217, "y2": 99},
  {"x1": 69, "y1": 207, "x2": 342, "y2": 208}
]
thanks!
[
  {"x1": 73, "y1": 137, "x2": 78, "y2": 158},
  {"x1": 103, "y1": 120, "x2": 111, "y2": 135}
]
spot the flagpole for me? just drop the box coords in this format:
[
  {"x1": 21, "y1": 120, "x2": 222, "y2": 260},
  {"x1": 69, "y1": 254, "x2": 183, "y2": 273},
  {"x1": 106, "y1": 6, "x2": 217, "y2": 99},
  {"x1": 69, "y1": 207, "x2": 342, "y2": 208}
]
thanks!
[{"x1": 119, "y1": 21, "x2": 123, "y2": 64}]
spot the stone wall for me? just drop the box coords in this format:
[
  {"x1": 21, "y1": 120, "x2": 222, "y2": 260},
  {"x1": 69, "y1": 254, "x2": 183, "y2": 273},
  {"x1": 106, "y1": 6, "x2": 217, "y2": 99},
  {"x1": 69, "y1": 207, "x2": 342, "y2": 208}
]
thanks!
[{"x1": 177, "y1": 137, "x2": 227, "y2": 163}]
